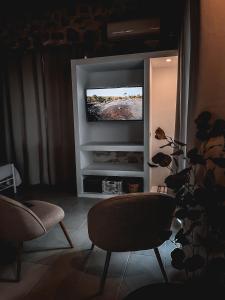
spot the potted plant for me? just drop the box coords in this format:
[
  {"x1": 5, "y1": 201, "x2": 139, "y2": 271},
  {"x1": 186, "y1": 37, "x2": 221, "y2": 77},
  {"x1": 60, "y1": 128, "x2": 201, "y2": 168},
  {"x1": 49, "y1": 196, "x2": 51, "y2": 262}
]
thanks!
[{"x1": 148, "y1": 111, "x2": 225, "y2": 286}]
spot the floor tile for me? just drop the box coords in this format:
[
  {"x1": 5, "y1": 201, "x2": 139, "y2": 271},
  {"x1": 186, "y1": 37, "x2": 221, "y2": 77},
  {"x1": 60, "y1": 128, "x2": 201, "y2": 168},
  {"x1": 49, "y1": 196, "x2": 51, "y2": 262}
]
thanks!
[
  {"x1": 73, "y1": 247, "x2": 131, "y2": 299},
  {"x1": 0, "y1": 262, "x2": 49, "y2": 300},
  {"x1": 122, "y1": 253, "x2": 164, "y2": 293}
]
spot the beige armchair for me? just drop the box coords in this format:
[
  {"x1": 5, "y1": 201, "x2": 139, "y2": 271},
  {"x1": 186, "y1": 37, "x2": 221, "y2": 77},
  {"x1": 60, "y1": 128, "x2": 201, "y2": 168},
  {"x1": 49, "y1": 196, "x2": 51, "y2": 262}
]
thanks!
[
  {"x1": 88, "y1": 192, "x2": 175, "y2": 293},
  {"x1": 0, "y1": 194, "x2": 73, "y2": 281}
]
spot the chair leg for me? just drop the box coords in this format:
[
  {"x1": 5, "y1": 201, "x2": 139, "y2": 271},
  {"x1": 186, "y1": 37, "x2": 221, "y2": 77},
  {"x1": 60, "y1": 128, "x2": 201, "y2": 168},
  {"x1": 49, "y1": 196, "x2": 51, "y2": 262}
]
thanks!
[
  {"x1": 99, "y1": 251, "x2": 111, "y2": 294},
  {"x1": 153, "y1": 247, "x2": 168, "y2": 283},
  {"x1": 16, "y1": 241, "x2": 23, "y2": 282},
  {"x1": 59, "y1": 221, "x2": 74, "y2": 248}
]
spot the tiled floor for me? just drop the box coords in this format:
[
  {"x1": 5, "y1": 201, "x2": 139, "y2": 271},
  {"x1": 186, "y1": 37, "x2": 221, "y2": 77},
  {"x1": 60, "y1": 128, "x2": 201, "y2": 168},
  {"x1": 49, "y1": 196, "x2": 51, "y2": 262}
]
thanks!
[{"x1": 0, "y1": 189, "x2": 185, "y2": 300}]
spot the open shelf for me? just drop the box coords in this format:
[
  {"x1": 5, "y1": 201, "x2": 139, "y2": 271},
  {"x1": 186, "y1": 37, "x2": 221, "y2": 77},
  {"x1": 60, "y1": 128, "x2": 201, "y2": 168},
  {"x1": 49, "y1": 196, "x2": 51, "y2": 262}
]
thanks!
[
  {"x1": 82, "y1": 175, "x2": 144, "y2": 197},
  {"x1": 80, "y1": 142, "x2": 144, "y2": 152},
  {"x1": 81, "y1": 162, "x2": 144, "y2": 177}
]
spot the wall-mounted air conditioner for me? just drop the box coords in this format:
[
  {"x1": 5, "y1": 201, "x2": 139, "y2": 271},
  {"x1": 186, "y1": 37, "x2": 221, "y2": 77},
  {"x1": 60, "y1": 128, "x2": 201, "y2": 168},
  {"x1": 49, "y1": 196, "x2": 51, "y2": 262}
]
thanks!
[{"x1": 107, "y1": 18, "x2": 160, "y2": 40}]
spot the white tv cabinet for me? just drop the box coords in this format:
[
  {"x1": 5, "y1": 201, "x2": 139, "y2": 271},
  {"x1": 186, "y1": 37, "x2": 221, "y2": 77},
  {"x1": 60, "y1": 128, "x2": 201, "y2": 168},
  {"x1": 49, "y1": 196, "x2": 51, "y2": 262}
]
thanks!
[{"x1": 71, "y1": 50, "x2": 177, "y2": 198}]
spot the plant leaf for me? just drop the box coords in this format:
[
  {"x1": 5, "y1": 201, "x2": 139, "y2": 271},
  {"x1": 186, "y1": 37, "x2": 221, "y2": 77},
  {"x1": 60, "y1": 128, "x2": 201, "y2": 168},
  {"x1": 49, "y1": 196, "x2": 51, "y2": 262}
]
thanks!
[
  {"x1": 185, "y1": 255, "x2": 205, "y2": 272},
  {"x1": 152, "y1": 152, "x2": 172, "y2": 167},
  {"x1": 174, "y1": 228, "x2": 190, "y2": 246},
  {"x1": 175, "y1": 208, "x2": 188, "y2": 219},
  {"x1": 171, "y1": 248, "x2": 186, "y2": 270},
  {"x1": 175, "y1": 235, "x2": 190, "y2": 246},
  {"x1": 155, "y1": 127, "x2": 167, "y2": 140},
  {"x1": 171, "y1": 149, "x2": 184, "y2": 156},
  {"x1": 171, "y1": 248, "x2": 186, "y2": 261},
  {"x1": 165, "y1": 168, "x2": 190, "y2": 190},
  {"x1": 147, "y1": 162, "x2": 158, "y2": 168},
  {"x1": 178, "y1": 167, "x2": 191, "y2": 176},
  {"x1": 206, "y1": 144, "x2": 224, "y2": 152},
  {"x1": 171, "y1": 258, "x2": 185, "y2": 270},
  {"x1": 175, "y1": 228, "x2": 184, "y2": 239},
  {"x1": 209, "y1": 157, "x2": 225, "y2": 168}
]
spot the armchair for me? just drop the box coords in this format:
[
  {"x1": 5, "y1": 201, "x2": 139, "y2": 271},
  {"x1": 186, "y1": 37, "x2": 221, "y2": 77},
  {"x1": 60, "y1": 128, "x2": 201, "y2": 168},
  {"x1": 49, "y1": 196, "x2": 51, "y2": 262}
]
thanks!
[
  {"x1": 0, "y1": 194, "x2": 73, "y2": 281},
  {"x1": 87, "y1": 192, "x2": 175, "y2": 293}
]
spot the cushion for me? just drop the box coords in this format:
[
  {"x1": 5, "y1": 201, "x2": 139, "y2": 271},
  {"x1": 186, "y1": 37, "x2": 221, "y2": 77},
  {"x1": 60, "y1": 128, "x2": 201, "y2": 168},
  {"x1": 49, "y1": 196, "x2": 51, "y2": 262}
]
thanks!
[{"x1": 28, "y1": 200, "x2": 65, "y2": 231}]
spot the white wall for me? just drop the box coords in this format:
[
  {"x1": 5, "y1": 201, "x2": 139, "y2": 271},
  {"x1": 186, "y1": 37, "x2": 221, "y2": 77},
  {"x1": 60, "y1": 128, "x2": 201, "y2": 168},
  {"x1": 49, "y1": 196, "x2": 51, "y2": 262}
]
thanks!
[
  {"x1": 187, "y1": 0, "x2": 225, "y2": 160},
  {"x1": 195, "y1": 1, "x2": 225, "y2": 119},
  {"x1": 150, "y1": 58, "x2": 178, "y2": 188},
  {"x1": 188, "y1": 1, "x2": 225, "y2": 186}
]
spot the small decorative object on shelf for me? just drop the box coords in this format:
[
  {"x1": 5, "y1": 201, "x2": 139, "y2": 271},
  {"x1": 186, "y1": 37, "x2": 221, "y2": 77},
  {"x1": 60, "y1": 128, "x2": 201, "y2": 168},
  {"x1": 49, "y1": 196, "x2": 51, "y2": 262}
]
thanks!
[
  {"x1": 148, "y1": 111, "x2": 225, "y2": 284},
  {"x1": 128, "y1": 182, "x2": 140, "y2": 193},
  {"x1": 102, "y1": 177, "x2": 123, "y2": 195}
]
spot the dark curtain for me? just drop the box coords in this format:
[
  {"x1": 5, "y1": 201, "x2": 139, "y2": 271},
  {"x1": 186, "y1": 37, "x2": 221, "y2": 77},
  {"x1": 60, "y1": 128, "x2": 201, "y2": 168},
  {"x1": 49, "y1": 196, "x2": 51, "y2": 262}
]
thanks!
[
  {"x1": 0, "y1": 69, "x2": 7, "y2": 162},
  {"x1": 175, "y1": 0, "x2": 200, "y2": 167},
  {"x1": 0, "y1": 47, "x2": 76, "y2": 189}
]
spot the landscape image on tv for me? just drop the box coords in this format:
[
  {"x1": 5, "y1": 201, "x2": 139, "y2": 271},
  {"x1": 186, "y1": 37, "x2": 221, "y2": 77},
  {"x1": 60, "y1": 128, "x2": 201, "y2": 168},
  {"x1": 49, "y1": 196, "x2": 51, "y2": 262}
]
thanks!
[{"x1": 86, "y1": 87, "x2": 143, "y2": 121}]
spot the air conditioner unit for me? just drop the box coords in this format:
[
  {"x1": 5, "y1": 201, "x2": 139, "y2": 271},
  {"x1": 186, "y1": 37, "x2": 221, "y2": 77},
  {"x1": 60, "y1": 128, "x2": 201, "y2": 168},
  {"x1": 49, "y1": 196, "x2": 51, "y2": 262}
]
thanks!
[{"x1": 107, "y1": 18, "x2": 160, "y2": 40}]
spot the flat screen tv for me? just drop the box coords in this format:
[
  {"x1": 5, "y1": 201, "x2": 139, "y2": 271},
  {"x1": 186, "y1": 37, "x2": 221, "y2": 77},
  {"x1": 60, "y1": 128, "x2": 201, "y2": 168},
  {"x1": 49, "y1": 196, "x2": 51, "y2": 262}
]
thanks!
[{"x1": 85, "y1": 86, "x2": 143, "y2": 121}]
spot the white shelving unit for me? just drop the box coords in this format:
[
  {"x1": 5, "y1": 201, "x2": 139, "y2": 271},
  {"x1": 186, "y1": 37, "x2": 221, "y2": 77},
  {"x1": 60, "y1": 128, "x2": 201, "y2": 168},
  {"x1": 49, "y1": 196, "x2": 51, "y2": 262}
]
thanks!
[{"x1": 71, "y1": 50, "x2": 177, "y2": 198}]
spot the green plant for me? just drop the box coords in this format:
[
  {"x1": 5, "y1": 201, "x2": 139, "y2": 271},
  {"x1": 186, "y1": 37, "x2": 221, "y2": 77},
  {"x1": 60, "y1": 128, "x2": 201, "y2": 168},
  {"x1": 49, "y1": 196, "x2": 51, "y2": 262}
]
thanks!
[{"x1": 149, "y1": 111, "x2": 225, "y2": 283}]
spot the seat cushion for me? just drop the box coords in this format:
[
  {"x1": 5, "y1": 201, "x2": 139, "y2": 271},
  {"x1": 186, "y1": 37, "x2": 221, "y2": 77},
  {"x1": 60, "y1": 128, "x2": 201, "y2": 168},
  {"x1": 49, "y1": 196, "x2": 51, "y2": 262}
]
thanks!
[
  {"x1": 27, "y1": 200, "x2": 65, "y2": 231},
  {"x1": 0, "y1": 195, "x2": 46, "y2": 241}
]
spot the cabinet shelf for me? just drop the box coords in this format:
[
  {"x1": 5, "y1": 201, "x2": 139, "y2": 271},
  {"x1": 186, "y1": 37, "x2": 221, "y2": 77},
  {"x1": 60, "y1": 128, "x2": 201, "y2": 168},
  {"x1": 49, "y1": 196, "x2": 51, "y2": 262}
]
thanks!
[
  {"x1": 79, "y1": 192, "x2": 125, "y2": 199},
  {"x1": 80, "y1": 142, "x2": 144, "y2": 152},
  {"x1": 81, "y1": 162, "x2": 144, "y2": 177}
]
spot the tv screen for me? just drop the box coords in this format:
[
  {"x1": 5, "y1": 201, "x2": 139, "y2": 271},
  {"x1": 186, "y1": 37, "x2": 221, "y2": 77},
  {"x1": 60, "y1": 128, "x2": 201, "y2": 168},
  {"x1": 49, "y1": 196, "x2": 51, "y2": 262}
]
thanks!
[{"x1": 85, "y1": 86, "x2": 143, "y2": 121}]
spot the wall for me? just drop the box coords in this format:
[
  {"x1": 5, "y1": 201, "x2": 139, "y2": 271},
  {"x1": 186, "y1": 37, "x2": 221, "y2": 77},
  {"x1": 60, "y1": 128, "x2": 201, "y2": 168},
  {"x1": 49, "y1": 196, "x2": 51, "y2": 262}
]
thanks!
[
  {"x1": 150, "y1": 57, "x2": 178, "y2": 188},
  {"x1": 194, "y1": 1, "x2": 225, "y2": 119},
  {"x1": 188, "y1": 1, "x2": 225, "y2": 187},
  {"x1": 0, "y1": 0, "x2": 182, "y2": 56}
]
